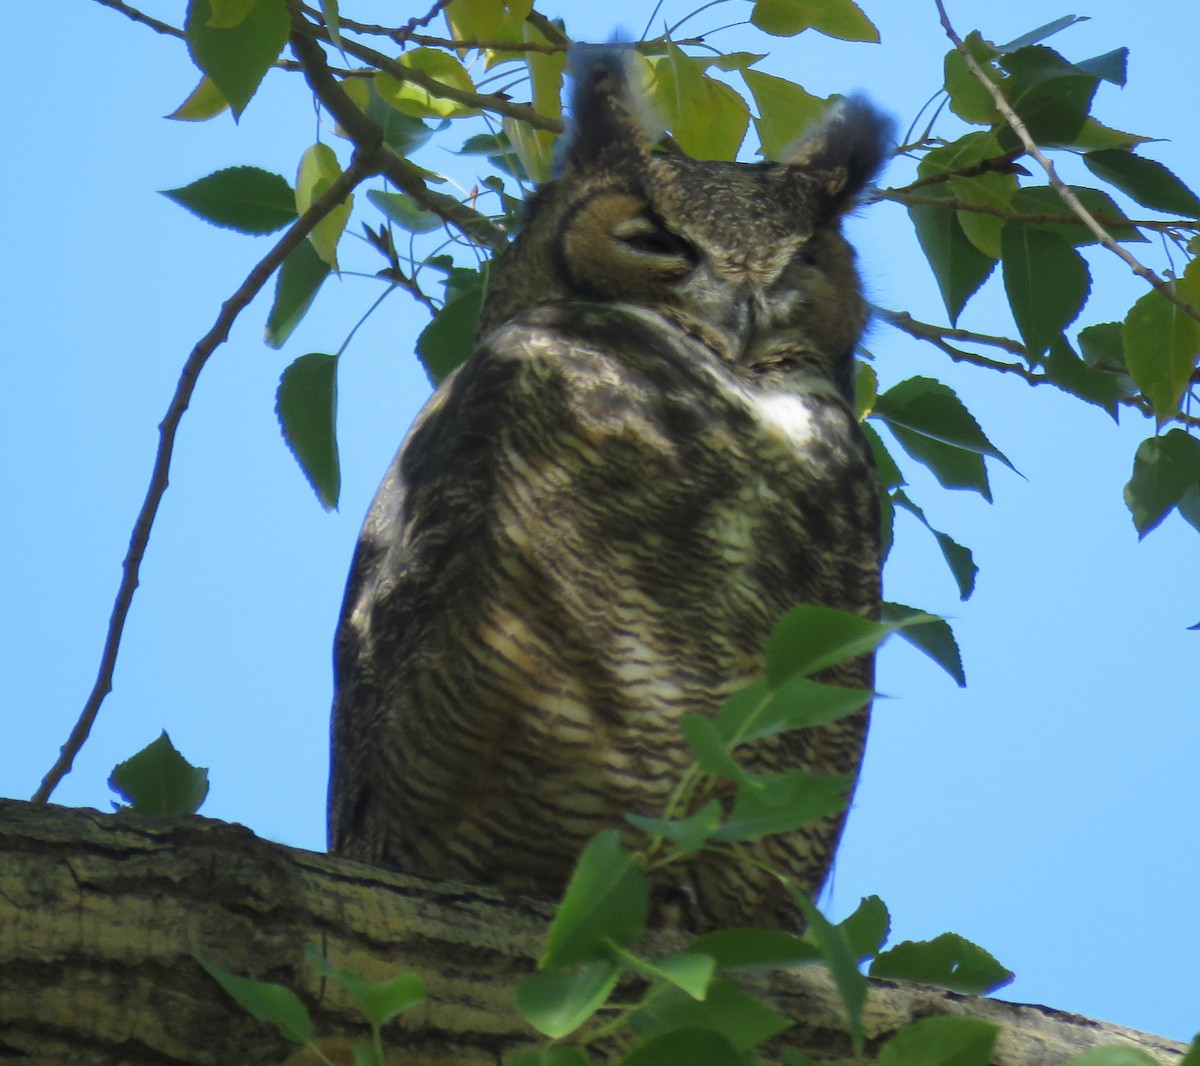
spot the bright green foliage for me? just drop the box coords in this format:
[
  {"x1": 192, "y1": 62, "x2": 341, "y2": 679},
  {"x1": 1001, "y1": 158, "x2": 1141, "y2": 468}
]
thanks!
[
  {"x1": 608, "y1": 947, "x2": 716, "y2": 1000},
  {"x1": 741, "y1": 68, "x2": 825, "y2": 159},
  {"x1": 185, "y1": 0, "x2": 288, "y2": 119},
  {"x1": 517, "y1": 959, "x2": 623, "y2": 1039},
  {"x1": 1064, "y1": 1048, "x2": 1165, "y2": 1066},
  {"x1": 943, "y1": 32, "x2": 1000, "y2": 124},
  {"x1": 198, "y1": 959, "x2": 315, "y2": 1044},
  {"x1": 651, "y1": 44, "x2": 750, "y2": 161},
  {"x1": 108, "y1": 730, "x2": 209, "y2": 815},
  {"x1": 295, "y1": 143, "x2": 353, "y2": 268},
  {"x1": 167, "y1": 74, "x2": 230, "y2": 121},
  {"x1": 162, "y1": 166, "x2": 297, "y2": 234},
  {"x1": 1124, "y1": 428, "x2": 1200, "y2": 538},
  {"x1": 276, "y1": 353, "x2": 340, "y2": 510},
  {"x1": 1122, "y1": 260, "x2": 1200, "y2": 420},
  {"x1": 870, "y1": 933, "x2": 1014, "y2": 995},
  {"x1": 375, "y1": 49, "x2": 481, "y2": 119},
  {"x1": 750, "y1": 0, "x2": 878, "y2": 42},
  {"x1": 876, "y1": 1015, "x2": 1000, "y2": 1066}
]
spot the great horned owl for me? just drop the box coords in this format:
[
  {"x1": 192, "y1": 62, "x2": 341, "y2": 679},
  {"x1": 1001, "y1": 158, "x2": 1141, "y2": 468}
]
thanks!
[{"x1": 329, "y1": 47, "x2": 890, "y2": 930}]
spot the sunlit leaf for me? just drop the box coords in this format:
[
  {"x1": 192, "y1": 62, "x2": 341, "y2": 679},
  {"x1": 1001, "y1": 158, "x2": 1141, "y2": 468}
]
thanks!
[
  {"x1": 276, "y1": 353, "x2": 340, "y2": 510},
  {"x1": 375, "y1": 49, "x2": 480, "y2": 119},
  {"x1": 367, "y1": 190, "x2": 444, "y2": 233},
  {"x1": 743, "y1": 69, "x2": 826, "y2": 159},
  {"x1": 516, "y1": 960, "x2": 621, "y2": 1039},
  {"x1": 751, "y1": 0, "x2": 878, "y2": 41},
  {"x1": 948, "y1": 172, "x2": 1016, "y2": 258},
  {"x1": 942, "y1": 31, "x2": 1000, "y2": 125},
  {"x1": 166, "y1": 74, "x2": 229, "y2": 121},
  {"x1": 108, "y1": 731, "x2": 209, "y2": 815},
  {"x1": 652, "y1": 44, "x2": 749, "y2": 161},
  {"x1": 295, "y1": 143, "x2": 352, "y2": 268},
  {"x1": 606, "y1": 947, "x2": 716, "y2": 1000},
  {"x1": 764, "y1": 604, "x2": 896, "y2": 686}
]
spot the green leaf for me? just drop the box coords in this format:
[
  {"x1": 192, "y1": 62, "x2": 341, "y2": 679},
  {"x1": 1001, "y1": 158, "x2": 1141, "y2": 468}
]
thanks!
[
  {"x1": 1070, "y1": 117, "x2": 1151, "y2": 152},
  {"x1": 652, "y1": 44, "x2": 749, "y2": 161},
  {"x1": 626, "y1": 799, "x2": 723, "y2": 853},
  {"x1": 1063, "y1": 1049, "x2": 1164, "y2": 1066},
  {"x1": 1008, "y1": 185, "x2": 1145, "y2": 246},
  {"x1": 353, "y1": 81, "x2": 439, "y2": 157},
  {"x1": 742, "y1": 69, "x2": 826, "y2": 159},
  {"x1": 862, "y1": 422, "x2": 905, "y2": 490},
  {"x1": 997, "y1": 46, "x2": 1098, "y2": 148},
  {"x1": 1083, "y1": 149, "x2": 1200, "y2": 218},
  {"x1": 540, "y1": 830, "x2": 648, "y2": 968},
  {"x1": 1181, "y1": 1037, "x2": 1200, "y2": 1066},
  {"x1": 607, "y1": 947, "x2": 716, "y2": 1000},
  {"x1": 877, "y1": 1015, "x2": 1000, "y2": 1066},
  {"x1": 162, "y1": 166, "x2": 296, "y2": 234},
  {"x1": 750, "y1": 0, "x2": 879, "y2": 41},
  {"x1": 630, "y1": 978, "x2": 791, "y2": 1051},
  {"x1": 764, "y1": 604, "x2": 895, "y2": 687},
  {"x1": 266, "y1": 237, "x2": 332, "y2": 348},
  {"x1": 907, "y1": 188, "x2": 996, "y2": 323},
  {"x1": 374, "y1": 48, "x2": 480, "y2": 119},
  {"x1": 1000, "y1": 221, "x2": 1091, "y2": 356},
  {"x1": 506, "y1": 1046, "x2": 592, "y2": 1066},
  {"x1": 893, "y1": 490, "x2": 978, "y2": 600},
  {"x1": 198, "y1": 958, "x2": 314, "y2": 1043},
  {"x1": 367, "y1": 190, "x2": 444, "y2": 233},
  {"x1": 516, "y1": 960, "x2": 621, "y2": 1039},
  {"x1": 276, "y1": 353, "x2": 340, "y2": 510},
  {"x1": 881, "y1": 603, "x2": 966, "y2": 687},
  {"x1": 793, "y1": 893, "x2": 867, "y2": 1052},
  {"x1": 870, "y1": 933, "x2": 1013, "y2": 995},
  {"x1": 622, "y1": 1028, "x2": 745, "y2": 1066},
  {"x1": 717, "y1": 675, "x2": 872, "y2": 744},
  {"x1": 681, "y1": 714, "x2": 748, "y2": 782},
  {"x1": 1124, "y1": 429, "x2": 1200, "y2": 538},
  {"x1": 942, "y1": 31, "x2": 1000, "y2": 125},
  {"x1": 689, "y1": 928, "x2": 821, "y2": 971},
  {"x1": 1043, "y1": 335, "x2": 1124, "y2": 418},
  {"x1": 108, "y1": 731, "x2": 209, "y2": 815},
  {"x1": 417, "y1": 274, "x2": 487, "y2": 385},
  {"x1": 206, "y1": 0, "x2": 256, "y2": 28},
  {"x1": 295, "y1": 143, "x2": 352, "y2": 269},
  {"x1": 948, "y1": 172, "x2": 1016, "y2": 258},
  {"x1": 998, "y1": 15, "x2": 1087, "y2": 51},
  {"x1": 321, "y1": 0, "x2": 342, "y2": 50},
  {"x1": 715, "y1": 771, "x2": 852, "y2": 841},
  {"x1": 872, "y1": 376, "x2": 1013, "y2": 500},
  {"x1": 305, "y1": 946, "x2": 425, "y2": 1027},
  {"x1": 839, "y1": 895, "x2": 890, "y2": 961},
  {"x1": 1078, "y1": 321, "x2": 1125, "y2": 368},
  {"x1": 166, "y1": 74, "x2": 229, "y2": 121},
  {"x1": 1121, "y1": 260, "x2": 1200, "y2": 420},
  {"x1": 185, "y1": 0, "x2": 288, "y2": 119}
]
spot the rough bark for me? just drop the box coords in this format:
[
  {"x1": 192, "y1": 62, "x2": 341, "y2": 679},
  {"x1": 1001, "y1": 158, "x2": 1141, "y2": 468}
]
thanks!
[{"x1": 0, "y1": 799, "x2": 1187, "y2": 1065}]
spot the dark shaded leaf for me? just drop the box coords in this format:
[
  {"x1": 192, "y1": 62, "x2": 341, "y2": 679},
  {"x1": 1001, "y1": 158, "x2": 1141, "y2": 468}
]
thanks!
[
  {"x1": 998, "y1": 15, "x2": 1087, "y2": 51},
  {"x1": 626, "y1": 800, "x2": 722, "y2": 853},
  {"x1": 622, "y1": 1028, "x2": 744, "y2": 1066},
  {"x1": 997, "y1": 46, "x2": 1098, "y2": 148},
  {"x1": 1000, "y1": 222, "x2": 1091, "y2": 356},
  {"x1": 1078, "y1": 321, "x2": 1125, "y2": 368},
  {"x1": 1083, "y1": 149, "x2": 1200, "y2": 217},
  {"x1": 878, "y1": 1015, "x2": 1000, "y2": 1066},
  {"x1": 716, "y1": 772, "x2": 852, "y2": 841},
  {"x1": 793, "y1": 893, "x2": 867, "y2": 1052},
  {"x1": 276, "y1": 353, "x2": 340, "y2": 510},
  {"x1": 630, "y1": 978, "x2": 791, "y2": 1051},
  {"x1": 416, "y1": 275, "x2": 486, "y2": 385},
  {"x1": 108, "y1": 731, "x2": 209, "y2": 815},
  {"x1": 839, "y1": 895, "x2": 890, "y2": 961},
  {"x1": 881, "y1": 603, "x2": 966, "y2": 687},
  {"x1": 506, "y1": 1045, "x2": 592, "y2": 1066},
  {"x1": 764, "y1": 604, "x2": 896, "y2": 686},
  {"x1": 861, "y1": 422, "x2": 905, "y2": 490},
  {"x1": 893, "y1": 491, "x2": 978, "y2": 600},
  {"x1": 1044, "y1": 335, "x2": 1124, "y2": 418},
  {"x1": 690, "y1": 928, "x2": 820, "y2": 972},
  {"x1": 540, "y1": 830, "x2": 647, "y2": 968},
  {"x1": 516, "y1": 960, "x2": 621, "y2": 1039},
  {"x1": 185, "y1": 0, "x2": 288, "y2": 119},
  {"x1": 198, "y1": 959, "x2": 314, "y2": 1043},
  {"x1": 908, "y1": 190, "x2": 996, "y2": 323},
  {"x1": 870, "y1": 933, "x2": 1013, "y2": 995},
  {"x1": 367, "y1": 190, "x2": 444, "y2": 233},
  {"x1": 1124, "y1": 429, "x2": 1200, "y2": 537},
  {"x1": 162, "y1": 166, "x2": 296, "y2": 233},
  {"x1": 719, "y1": 675, "x2": 872, "y2": 744},
  {"x1": 1009, "y1": 185, "x2": 1146, "y2": 245},
  {"x1": 265, "y1": 238, "x2": 332, "y2": 348}
]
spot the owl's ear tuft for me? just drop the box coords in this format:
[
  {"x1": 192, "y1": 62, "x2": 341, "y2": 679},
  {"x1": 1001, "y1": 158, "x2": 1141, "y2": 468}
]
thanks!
[
  {"x1": 783, "y1": 94, "x2": 895, "y2": 216},
  {"x1": 555, "y1": 43, "x2": 658, "y2": 177}
]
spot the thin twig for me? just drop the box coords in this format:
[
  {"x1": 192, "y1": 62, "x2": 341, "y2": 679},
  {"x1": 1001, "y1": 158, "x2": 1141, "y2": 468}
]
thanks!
[
  {"x1": 289, "y1": 21, "x2": 509, "y2": 252},
  {"x1": 877, "y1": 308, "x2": 1027, "y2": 358},
  {"x1": 92, "y1": 0, "x2": 183, "y2": 38},
  {"x1": 933, "y1": 0, "x2": 1200, "y2": 326},
  {"x1": 880, "y1": 191, "x2": 1199, "y2": 234},
  {"x1": 31, "y1": 151, "x2": 381, "y2": 805}
]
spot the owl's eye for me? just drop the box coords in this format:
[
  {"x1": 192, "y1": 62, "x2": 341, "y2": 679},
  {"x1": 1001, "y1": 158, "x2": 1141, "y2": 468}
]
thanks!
[{"x1": 612, "y1": 215, "x2": 697, "y2": 263}]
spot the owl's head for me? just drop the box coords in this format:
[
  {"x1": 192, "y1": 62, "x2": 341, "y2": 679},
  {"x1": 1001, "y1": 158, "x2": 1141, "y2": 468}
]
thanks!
[{"x1": 480, "y1": 45, "x2": 894, "y2": 403}]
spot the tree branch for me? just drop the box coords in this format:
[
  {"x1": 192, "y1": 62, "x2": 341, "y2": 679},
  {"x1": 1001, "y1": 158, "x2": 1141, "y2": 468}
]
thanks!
[
  {"x1": 31, "y1": 151, "x2": 380, "y2": 806},
  {"x1": 933, "y1": 0, "x2": 1200, "y2": 326},
  {"x1": 92, "y1": 0, "x2": 183, "y2": 38}
]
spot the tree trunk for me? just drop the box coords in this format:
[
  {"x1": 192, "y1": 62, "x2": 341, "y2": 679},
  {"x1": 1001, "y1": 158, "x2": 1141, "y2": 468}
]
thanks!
[{"x1": 0, "y1": 799, "x2": 1186, "y2": 1065}]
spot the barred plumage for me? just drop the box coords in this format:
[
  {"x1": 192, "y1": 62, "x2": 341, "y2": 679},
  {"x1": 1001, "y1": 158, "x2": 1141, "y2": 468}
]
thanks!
[{"x1": 329, "y1": 47, "x2": 891, "y2": 929}]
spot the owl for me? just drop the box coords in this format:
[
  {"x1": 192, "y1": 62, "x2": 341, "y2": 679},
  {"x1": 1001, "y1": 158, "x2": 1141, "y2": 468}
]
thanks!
[{"x1": 328, "y1": 46, "x2": 891, "y2": 930}]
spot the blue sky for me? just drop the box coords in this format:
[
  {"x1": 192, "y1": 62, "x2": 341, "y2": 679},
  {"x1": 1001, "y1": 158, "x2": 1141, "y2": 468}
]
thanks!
[{"x1": 5, "y1": 0, "x2": 1198, "y2": 1045}]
